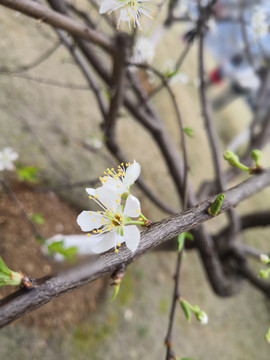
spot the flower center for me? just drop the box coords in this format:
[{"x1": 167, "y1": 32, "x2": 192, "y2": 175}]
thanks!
[{"x1": 111, "y1": 213, "x2": 123, "y2": 227}]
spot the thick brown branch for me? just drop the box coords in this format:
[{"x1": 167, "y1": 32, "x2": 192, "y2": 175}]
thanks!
[
  {"x1": 0, "y1": 0, "x2": 112, "y2": 52},
  {"x1": 1, "y1": 168, "x2": 270, "y2": 327}
]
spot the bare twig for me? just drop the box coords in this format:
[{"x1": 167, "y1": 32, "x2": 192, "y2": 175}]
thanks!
[
  {"x1": 0, "y1": 42, "x2": 60, "y2": 74},
  {"x1": 0, "y1": 178, "x2": 43, "y2": 241},
  {"x1": 1, "y1": 72, "x2": 90, "y2": 90}
]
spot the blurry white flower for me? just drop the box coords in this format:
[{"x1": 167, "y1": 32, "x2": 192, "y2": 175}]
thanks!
[
  {"x1": 207, "y1": 17, "x2": 217, "y2": 34},
  {"x1": 251, "y1": 7, "x2": 269, "y2": 38},
  {"x1": 42, "y1": 234, "x2": 95, "y2": 261},
  {"x1": 260, "y1": 254, "x2": 270, "y2": 264},
  {"x1": 233, "y1": 67, "x2": 261, "y2": 92},
  {"x1": 193, "y1": 77, "x2": 200, "y2": 88},
  {"x1": 99, "y1": 0, "x2": 153, "y2": 30},
  {"x1": 169, "y1": 72, "x2": 189, "y2": 86},
  {"x1": 0, "y1": 147, "x2": 18, "y2": 171},
  {"x1": 132, "y1": 37, "x2": 156, "y2": 64},
  {"x1": 124, "y1": 308, "x2": 134, "y2": 321},
  {"x1": 196, "y1": 311, "x2": 208, "y2": 324},
  {"x1": 87, "y1": 135, "x2": 103, "y2": 149}
]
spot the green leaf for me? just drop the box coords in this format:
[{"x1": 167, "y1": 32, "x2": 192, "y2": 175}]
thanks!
[
  {"x1": 180, "y1": 358, "x2": 196, "y2": 360},
  {"x1": 177, "y1": 232, "x2": 194, "y2": 252},
  {"x1": 47, "y1": 240, "x2": 78, "y2": 260},
  {"x1": 30, "y1": 213, "x2": 45, "y2": 225},
  {"x1": 165, "y1": 69, "x2": 178, "y2": 78},
  {"x1": 0, "y1": 257, "x2": 22, "y2": 287},
  {"x1": 177, "y1": 233, "x2": 185, "y2": 252},
  {"x1": 184, "y1": 232, "x2": 194, "y2": 241},
  {"x1": 184, "y1": 127, "x2": 194, "y2": 138},
  {"x1": 110, "y1": 284, "x2": 120, "y2": 302},
  {"x1": 180, "y1": 299, "x2": 191, "y2": 323},
  {"x1": 0, "y1": 257, "x2": 12, "y2": 276},
  {"x1": 16, "y1": 164, "x2": 39, "y2": 183},
  {"x1": 208, "y1": 194, "x2": 225, "y2": 217}
]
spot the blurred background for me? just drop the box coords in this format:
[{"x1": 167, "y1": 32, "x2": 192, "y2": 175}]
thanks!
[{"x1": 0, "y1": 0, "x2": 270, "y2": 359}]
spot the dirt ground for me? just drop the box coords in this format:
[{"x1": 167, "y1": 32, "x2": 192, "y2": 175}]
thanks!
[{"x1": 0, "y1": 177, "x2": 105, "y2": 329}]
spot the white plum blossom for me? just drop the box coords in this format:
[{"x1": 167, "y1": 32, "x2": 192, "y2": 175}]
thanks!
[
  {"x1": 132, "y1": 37, "x2": 156, "y2": 64},
  {"x1": 196, "y1": 311, "x2": 208, "y2": 325},
  {"x1": 99, "y1": 0, "x2": 153, "y2": 30},
  {"x1": 77, "y1": 186, "x2": 142, "y2": 253},
  {"x1": 0, "y1": 147, "x2": 18, "y2": 171},
  {"x1": 260, "y1": 254, "x2": 270, "y2": 264},
  {"x1": 98, "y1": 160, "x2": 141, "y2": 196},
  {"x1": 251, "y1": 7, "x2": 269, "y2": 39},
  {"x1": 76, "y1": 162, "x2": 147, "y2": 254},
  {"x1": 169, "y1": 72, "x2": 189, "y2": 86}
]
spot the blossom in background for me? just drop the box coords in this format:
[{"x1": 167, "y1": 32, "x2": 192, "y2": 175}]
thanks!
[
  {"x1": 132, "y1": 37, "x2": 156, "y2": 64},
  {"x1": 169, "y1": 72, "x2": 190, "y2": 86},
  {"x1": 251, "y1": 6, "x2": 269, "y2": 39},
  {"x1": 99, "y1": 0, "x2": 153, "y2": 30},
  {"x1": 77, "y1": 161, "x2": 147, "y2": 254},
  {"x1": 0, "y1": 147, "x2": 18, "y2": 171}
]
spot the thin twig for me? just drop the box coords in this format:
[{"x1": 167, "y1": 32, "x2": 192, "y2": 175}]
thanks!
[
  {"x1": 0, "y1": 42, "x2": 60, "y2": 74},
  {"x1": 0, "y1": 178, "x2": 43, "y2": 240},
  {"x1": 1, "y1": 72, "x2": 90, "y2": 90}
]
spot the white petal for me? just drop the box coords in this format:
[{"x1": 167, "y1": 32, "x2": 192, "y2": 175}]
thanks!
[
  {"x1": 123, "y1": 160, "x2": 141, "y2": 189},
  {"x1": 77, "y1": 211, "x2": 105, "y2": 232},
  {"x1": 123, "y1": 225, "x2": 140, "y2": 253},
  {"x1": 96, "y1": 186, "x2": 121, "y2": 212},
  {"x1": 92, "y1": 231, "x2": 117, "y2": 253},
  {"x1": 85, "y1": 188, "x2": 96, "y2": 196},
  {"x1": 102, "y1": 176, "x2": 125, "y2": 193},
  {"x1": 123, "y1": 194, "x2": 141, "y2": 217},
  {"x1": 99, "y1": 0, "x2": 115, "y2": 14}
]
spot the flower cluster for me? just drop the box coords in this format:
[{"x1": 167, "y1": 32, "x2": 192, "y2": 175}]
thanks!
[
  {"x1": 0, "y1": 147, "x2": 18, "y2": 171},
  {"x1": 99, "y1": 0, "x2": 153, "y2": 30},
  {"x1": 77, "y1": 161, "x2": 149, "y2": 254},
  {"x1": 250, "y1": 6, "x2": 269, "y2": 39}
]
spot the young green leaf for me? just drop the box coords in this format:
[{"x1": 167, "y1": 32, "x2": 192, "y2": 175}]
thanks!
[
  {"x1": 47, "y1": 240, "x2": 78, "y2": 260},
  {"x1": 208, "y1": 194, "x2": 225, "y2": 217},
  {"x1": 177, "y1": 233, "x2": 185, "y2": 252},
  {"x1": 184, "y1": 127, "x2": 194, "y2": 138},
  {"x1": 16, "y1": 164, "x2": 39, "y2": 183},
  {"x1": 180, "y1": 299, "x2": 191, "y2": 323},
  {"x1": 0, "y1": 257, "x2": 23, "y2": 287},
  {"x1": 30, "y1": 213, "x2": 45, "y2": 225},
  {"x1": 184, "y1": 232, "x2": 194, "y2": 241}
]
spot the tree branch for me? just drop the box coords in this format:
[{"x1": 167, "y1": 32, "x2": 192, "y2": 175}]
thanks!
[
  {"x1": 1, "y1": 168, "x2": 270, "y2": 327},
  {"x1": 0, "y1": 0, "x2": 112, "y2": 52}
]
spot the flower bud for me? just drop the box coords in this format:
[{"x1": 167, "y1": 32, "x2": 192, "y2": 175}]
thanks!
[
  {"x1": 250, "y1": 149, "x2": 262, "y2": 162},
  {"x1": 223, "y1": 151, "x2": 240, "y2": 167},
  {"x1": 260, "y1": 254, "x2": 270, "y2": 264},
  {"x1": 196, "y1": 311, "x2": 208, "y2": 325}
]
